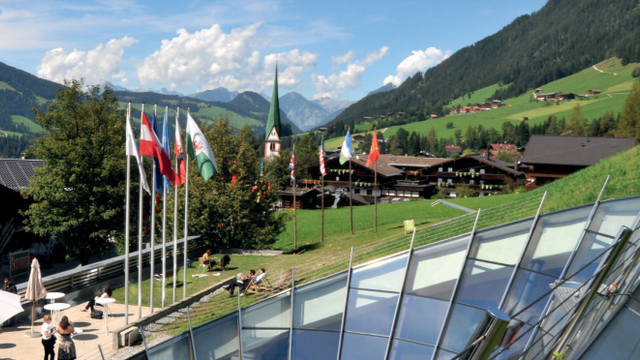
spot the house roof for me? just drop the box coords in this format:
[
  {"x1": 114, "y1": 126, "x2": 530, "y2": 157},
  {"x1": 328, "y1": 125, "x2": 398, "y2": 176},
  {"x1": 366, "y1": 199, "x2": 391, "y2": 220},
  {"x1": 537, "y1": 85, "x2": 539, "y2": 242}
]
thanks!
[
  {"x1": 428, "y1": 155, "x2": 523, "y2": 176},
  {"x1": 280, "y1": 188, "x2": 320, "y2": 197},
  {"x1": 0, "y1": 158, "x2": 44, "y2": 192},
  {"x1": 352, "y1": 155, "x2": 405, "y2": 177},
  {"x1": 374, "y1": 154, "x2": 449, "y2": 168},
  {"x1": 490, "y1": 143, "x2": 517, "y2": 151},
  {"x1": 521, "y1": 135, "x2": 636, "y2": 166}
]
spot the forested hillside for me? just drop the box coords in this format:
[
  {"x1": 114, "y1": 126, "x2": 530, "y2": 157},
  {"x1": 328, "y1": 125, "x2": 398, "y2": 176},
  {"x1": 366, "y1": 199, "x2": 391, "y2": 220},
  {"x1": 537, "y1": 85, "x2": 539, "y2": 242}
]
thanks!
[{"x1": 332, "y1": 0, "x2": 640, "y2": 127}]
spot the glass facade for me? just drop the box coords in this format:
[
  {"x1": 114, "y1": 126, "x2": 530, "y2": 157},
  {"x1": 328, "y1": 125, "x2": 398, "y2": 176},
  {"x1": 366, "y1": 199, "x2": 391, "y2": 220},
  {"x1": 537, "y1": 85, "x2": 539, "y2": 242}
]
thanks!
[{"x1": 138, "y1": 197, "x2": 640, "y2": 360}]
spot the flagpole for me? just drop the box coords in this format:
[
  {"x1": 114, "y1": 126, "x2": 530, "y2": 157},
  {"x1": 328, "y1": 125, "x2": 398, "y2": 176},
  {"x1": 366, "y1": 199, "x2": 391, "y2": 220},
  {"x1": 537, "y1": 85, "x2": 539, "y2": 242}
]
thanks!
[
  {"x1": 173, "y1": 106, "x2": 180, "y2": 304},
  {"x1": 349, "y1": 153, "x2": 353, "y2": 235},
  {"x1": 138, "y1": 103, "x2": 145, "y2": 320},
  {"x1": 149, "y1": 104, "x2": 157, "y2": 314},
  {"x1": 293, "y1": 144, "x2": 297, "y2": 250},
  {"x1": 321, "y1": 136, "x2": 324, "y2": 243},
  {"x1": 125, "y1": 102, "x2": 131, "y2": 325},
  {"x1": 374, "y1": 128, "x2": 378, "y2": 233},
  {"x1": 183, "y1": 108, "x2": 191, "y2": 299},
  {"x1": 161, "y1": 105, "x2": 168, "y2": 309}
]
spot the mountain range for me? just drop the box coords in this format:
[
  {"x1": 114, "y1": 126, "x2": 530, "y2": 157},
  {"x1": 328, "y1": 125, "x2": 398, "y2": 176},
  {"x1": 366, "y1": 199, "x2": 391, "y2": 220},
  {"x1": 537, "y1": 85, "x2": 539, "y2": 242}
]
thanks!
[
  {"x1": 330, "y1": 0, "x2": 640, "y2": 128},
  {"x1": 190, "y1": 87, "x2": 239, "y2": 102},
  {"x1": 366, "y1": 83, "x2": 397, "y2": 97}
]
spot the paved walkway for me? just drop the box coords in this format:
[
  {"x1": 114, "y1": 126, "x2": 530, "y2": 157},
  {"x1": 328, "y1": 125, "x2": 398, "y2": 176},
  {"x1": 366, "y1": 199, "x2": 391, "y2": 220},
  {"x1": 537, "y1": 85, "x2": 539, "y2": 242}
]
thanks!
[{"x1": 0, "y1": 302, "x2": 151, "y2": 360}]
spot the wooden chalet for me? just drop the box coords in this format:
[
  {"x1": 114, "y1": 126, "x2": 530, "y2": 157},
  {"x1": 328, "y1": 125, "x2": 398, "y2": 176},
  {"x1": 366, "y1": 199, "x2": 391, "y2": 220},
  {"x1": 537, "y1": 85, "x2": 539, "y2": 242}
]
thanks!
[
  {"x1": 488, "y1": 143, "x2": 518, "y2": 158},
  {"x1": 352, "y1": 135, "x2": 365, "y2": 143},
  {"x1": 520, "y1": 135, "x2": 636, "y2": 189},
  {"x1": 305, "y1": 155, "x2": 448, "y2": 203},
  {"x1": 420, "y1": 154, "x2": 525, "y2": 197},
  {"x1": 588, "y1": 89, "x2": 601, "y2": 95},
  {"x1": 279, "y1": 188, "x2": 321, "y2": 209},
  {"x1": 555, "y1": 93, "x2": 575, "y2": 101}
]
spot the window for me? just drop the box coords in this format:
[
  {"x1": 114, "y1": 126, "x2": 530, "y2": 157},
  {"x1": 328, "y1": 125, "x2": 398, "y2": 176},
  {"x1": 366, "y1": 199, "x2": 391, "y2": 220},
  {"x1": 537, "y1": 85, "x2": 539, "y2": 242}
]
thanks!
[
  {"x1": 480, "y1": 169, "x2": 486, "y2": 174},
  {"x1": 269, "y1": 143, "x2": 276, "y2": 151},
  {"x1": 438, "y1": 167, "x2": 443, "y2": 172},
  {"x1": 447, "y1": 179, "x2": 453, "y2": 184},
  {"x1": 470, "y1": 169, "x2": 475, "y2": 174},
  {"x1": 367, "y1": 189, "x2": 373, "y2": 195},
  {"x1": 469, "y1": 180, "x2": 475, "y2": 185},
  {"x1": 448, "y1": 167, "x2": 453, "y2": 172},
  {"x1": 437, "y1": 178, "x2": 443, "y2": 183},
  {"x1": 480, "y1": 180, "x2": 485, "y2": 185},
  {"x1": 336, "y1": 176, "x2": 340, "y2": 181},
  {"x1": 354, "y1": 189, "x2": 360, "y2": 194}
]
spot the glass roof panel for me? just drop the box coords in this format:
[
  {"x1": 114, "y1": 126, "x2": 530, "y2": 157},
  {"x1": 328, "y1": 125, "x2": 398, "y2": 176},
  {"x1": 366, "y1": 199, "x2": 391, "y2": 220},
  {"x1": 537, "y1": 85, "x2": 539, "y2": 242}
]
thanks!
[
  {"x1": 390, "y1": 339, "x2": 434, "y2": 360},
  {"x1": 242, "y1": 329, "x2": 289, "y2": 360},
  {"x1": 394, "y1": 295, "x2": 448, "y2": 346},
  {"x1": 341, "y1": 332, "x2": 388, "y2": 360},
  {"x1": 578, "y1": 305, "x2": 640, "y2": 360},
  {"x1": 292, "y1": 330, "x2": 340, "y2": 360},
  {"x1": 440, "y1": 303, "x2": 487, "y2": 353},
  {"x1": 405, "y1": 236, "x2": 470, "y2": 300},
  {"x1": 565, "y1": 232, "x2": 615, "y2": 284},
  {"x1": 502, "y1": 269, "x2": 556, "y2": 322},
  {"x1": 490, "y1": 319, "x2": 533, "y2": 360},
  {"x1": 242, "y1": 291, "x2": 291, "y2": 329},
  {"x1": 470, "y1": 219, "x2": 533, "y2": 265},
  {"x1": 434, "y1": 348, "x2": 457, "y2": 360},
  {"x1": 193, "y1": 313, "x2": 238, "y2": 360},
  {"x1": 589, "y1": 198, "x2": 640, "y2": 236},
  {"x1": 521, "y1": 206, "x2": 592, "y2": 277},
  {"x1": 294, "y1": 272, "x2": 347, "y2": 331},
  {"x1": 456, "y1": 259, "x2": 514, "y2": 309},
  {"x1": 351, "y1": 253, "x2": 408, "y2": 292},
  {"x1": 147, "y1": 333, "x2": 191, "y2": 360},
  {"x1": 345, "y1": 289, "x2": 398, "y2": 336}
]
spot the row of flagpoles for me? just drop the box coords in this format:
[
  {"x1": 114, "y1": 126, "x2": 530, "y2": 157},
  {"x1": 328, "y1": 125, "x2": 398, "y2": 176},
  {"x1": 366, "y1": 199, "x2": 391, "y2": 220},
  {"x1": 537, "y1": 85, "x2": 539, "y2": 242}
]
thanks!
[
  {"x1": 124, "y1": 102, "x2": 217, "y2": 324},
  {"x1": 289, "y1": 126, "x2": 381, "y2": 248}
]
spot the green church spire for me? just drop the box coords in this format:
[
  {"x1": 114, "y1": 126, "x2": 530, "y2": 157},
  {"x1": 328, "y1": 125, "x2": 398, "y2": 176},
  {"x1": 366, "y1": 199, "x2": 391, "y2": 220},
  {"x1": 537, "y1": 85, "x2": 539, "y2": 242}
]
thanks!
[{"x1": 265, "y1": 65, "x2": 281, "y2": 140}]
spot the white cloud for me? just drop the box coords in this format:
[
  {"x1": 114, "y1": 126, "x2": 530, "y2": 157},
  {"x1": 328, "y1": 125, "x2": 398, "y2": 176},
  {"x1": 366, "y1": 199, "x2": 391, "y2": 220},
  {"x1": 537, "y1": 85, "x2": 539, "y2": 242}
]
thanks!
[
  {"x1": 384, "y1": 46, "x2": 451, "y2": 87},
  {"x1": 37, "y1": 36, "x2": 138, "y2": 85},
  {"x1": 311, "y1": 46, "x2": 389, "y2": 99},
  {"x1": 331, "y1": 51, "x2": 355, "y2": 64},
  {"x1": 139, "y1": 23, "x2": 318, "y2": 92}
]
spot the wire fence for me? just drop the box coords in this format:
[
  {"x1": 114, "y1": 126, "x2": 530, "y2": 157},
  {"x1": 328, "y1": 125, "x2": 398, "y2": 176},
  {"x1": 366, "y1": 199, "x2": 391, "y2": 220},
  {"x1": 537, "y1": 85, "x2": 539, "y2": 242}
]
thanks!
[{"x1": 106, "y1": 192, "x2": 545, "y2": 359}]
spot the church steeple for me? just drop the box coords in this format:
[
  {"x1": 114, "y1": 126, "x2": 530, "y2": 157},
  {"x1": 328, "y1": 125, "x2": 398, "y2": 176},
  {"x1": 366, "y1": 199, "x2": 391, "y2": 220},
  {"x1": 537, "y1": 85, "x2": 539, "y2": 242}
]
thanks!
[{"x1": 264, "y1": 65, "x2": 282, "y2": 160}]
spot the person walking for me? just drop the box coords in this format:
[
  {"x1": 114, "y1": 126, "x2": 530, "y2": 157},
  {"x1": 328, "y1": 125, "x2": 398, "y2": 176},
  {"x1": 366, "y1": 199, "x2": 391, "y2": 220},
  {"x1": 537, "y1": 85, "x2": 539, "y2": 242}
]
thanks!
[
  {"x1": 57, "y1": 316, "x2": 76, "y2": 360},
  {"x1": 41, "y1": 314, "x2": 56, "y2": 360},
  {"x1": 2, "y1": 277, "x2": 18, "y2": 327}
]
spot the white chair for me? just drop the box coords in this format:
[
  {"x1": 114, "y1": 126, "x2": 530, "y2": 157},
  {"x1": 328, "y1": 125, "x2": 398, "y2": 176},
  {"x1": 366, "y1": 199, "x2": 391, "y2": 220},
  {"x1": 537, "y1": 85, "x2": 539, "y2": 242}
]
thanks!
[{"x1": 198, "y1": 257, "x2": 207, "y2": 273}]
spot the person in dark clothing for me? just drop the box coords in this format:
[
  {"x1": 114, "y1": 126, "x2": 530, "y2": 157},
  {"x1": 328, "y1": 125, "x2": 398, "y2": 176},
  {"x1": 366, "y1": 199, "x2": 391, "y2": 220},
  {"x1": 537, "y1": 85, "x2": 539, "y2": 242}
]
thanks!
[
  {"x1": 2, "y1": 278, "x2": 18, "y2": 327},
  {"x1": 226, "y1": 270, "x2": 255, "y2": 297},
  {"x1": 81, "y1": 285, "x2": 112, "y2": 314}
]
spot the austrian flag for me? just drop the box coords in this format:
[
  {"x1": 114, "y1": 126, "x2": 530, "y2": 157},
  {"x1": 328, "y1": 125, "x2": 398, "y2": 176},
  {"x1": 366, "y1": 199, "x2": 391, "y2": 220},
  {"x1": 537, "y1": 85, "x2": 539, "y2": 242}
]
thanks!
[{"x1": 139, "y1": 111, "x2": 179, "y2": 185}]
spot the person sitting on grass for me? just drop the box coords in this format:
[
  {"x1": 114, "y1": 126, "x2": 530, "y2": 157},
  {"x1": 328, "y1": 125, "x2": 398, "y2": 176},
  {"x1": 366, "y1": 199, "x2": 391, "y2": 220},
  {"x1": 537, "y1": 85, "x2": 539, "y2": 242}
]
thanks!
[
  {"x1": 225, "y1": 270, "x2": 255, "y2": 297},
  {"x1": 81, "y1": 285, "x2": 112, "y2": 314},
  {"x1": 202, "y1": 249, "x2": 216, "y2": 271}
]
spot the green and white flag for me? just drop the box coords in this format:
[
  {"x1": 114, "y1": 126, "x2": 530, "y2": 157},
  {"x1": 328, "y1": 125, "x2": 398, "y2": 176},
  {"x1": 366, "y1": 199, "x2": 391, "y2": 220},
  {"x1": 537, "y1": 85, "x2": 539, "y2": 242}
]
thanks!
[
  {"x1": 339, "y1": 129, "x2": 353, "y2": 165},
  {"x1": 186, "y1": 113, "x2": 217, "y2": 181}
]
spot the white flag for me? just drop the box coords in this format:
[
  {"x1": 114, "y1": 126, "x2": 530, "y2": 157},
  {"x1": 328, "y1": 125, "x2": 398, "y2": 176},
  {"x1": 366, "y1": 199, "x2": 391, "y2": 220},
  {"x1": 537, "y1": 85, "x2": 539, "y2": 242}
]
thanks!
[{"x1": 126, "y1": 107, "x2": 150, "y2": 194}]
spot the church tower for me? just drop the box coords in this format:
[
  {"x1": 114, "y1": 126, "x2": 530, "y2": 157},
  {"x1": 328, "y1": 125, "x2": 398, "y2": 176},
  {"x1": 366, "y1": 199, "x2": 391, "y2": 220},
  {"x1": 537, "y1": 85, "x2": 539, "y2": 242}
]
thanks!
[{"x1": 264, "y1": 65, "x2": 282, "y2": 160}]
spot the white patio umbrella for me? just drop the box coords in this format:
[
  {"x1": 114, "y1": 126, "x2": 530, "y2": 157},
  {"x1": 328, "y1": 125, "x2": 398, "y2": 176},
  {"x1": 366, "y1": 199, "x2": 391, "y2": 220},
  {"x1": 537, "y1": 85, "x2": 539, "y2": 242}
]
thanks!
[
  {"x1": 25, "y1": 257, "x2": 47, "y2": 335},
  {"x1": 0, "y1": 290, "x2": 23, "y2": 324}
]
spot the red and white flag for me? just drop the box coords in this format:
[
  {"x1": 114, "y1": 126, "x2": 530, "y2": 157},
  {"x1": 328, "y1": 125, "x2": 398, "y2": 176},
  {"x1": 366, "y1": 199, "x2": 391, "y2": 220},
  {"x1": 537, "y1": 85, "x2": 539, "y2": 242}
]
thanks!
[
  {"x1": 319, "y1": 137, "x2": 326, "y2": 177},
  {"x1": 174, "y1": 112, "x2": 187, "y2": 185},
  {"x1": 140, "y1": 111, "x2": 179, "y2": 185}
]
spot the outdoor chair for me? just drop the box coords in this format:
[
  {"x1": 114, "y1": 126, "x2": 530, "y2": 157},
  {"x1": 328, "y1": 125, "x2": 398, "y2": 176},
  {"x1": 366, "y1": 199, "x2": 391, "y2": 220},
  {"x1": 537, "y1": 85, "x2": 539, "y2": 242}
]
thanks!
[
  {"x1": 246, "y1": 272, "x2": 271, "y2": 294},
  {"x1": 198, "y1": 257, "x2": 208, "y2": 273}
]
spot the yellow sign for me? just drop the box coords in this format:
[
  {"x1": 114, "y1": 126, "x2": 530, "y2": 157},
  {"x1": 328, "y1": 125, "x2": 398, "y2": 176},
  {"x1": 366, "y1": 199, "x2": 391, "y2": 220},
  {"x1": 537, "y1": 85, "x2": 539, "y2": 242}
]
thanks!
[{"x1": 404, "y1": 219, "x2": 415, "y2": 235}]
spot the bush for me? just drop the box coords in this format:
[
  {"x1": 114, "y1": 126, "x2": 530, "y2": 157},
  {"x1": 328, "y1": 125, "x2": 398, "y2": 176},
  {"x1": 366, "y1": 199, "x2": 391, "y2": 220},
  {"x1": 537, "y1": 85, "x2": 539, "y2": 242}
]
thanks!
[
  {"x1": 456, "y1": 184, "x2": 478, "y2": 198},
  {"x1": 446, "y1": 121, "x2": 454, "y2": 129},
  {"x1": 633, "y1": 67, "x2": 640, "y2": 78}
]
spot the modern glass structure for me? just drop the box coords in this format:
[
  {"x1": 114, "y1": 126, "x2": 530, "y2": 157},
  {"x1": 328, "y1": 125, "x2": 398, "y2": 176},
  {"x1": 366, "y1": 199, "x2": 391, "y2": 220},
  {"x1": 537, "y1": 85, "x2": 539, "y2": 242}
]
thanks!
[{"x1": 138, "y1": 195, "x2": 640, "y2": 360}]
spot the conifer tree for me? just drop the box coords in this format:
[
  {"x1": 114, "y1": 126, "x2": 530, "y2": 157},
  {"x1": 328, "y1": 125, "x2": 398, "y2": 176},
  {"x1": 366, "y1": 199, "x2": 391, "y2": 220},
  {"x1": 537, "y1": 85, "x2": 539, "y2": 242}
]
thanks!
[{"x1": 617, "y1": 78, "x2": 640, "y2": 141}]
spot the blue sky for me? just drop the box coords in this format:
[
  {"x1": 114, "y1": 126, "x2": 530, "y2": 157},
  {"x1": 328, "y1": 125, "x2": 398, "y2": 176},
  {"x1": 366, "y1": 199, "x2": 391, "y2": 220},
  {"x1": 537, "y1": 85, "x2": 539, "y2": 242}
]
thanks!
[{"x1": 0, "y1": 0, "x2": 547, "y2": 101}]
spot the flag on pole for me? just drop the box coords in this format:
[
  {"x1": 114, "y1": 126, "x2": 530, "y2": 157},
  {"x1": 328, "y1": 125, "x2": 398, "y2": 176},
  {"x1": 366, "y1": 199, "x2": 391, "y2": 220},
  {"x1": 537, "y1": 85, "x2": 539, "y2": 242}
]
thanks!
[
  {"x1": 125, "y1": 107, "x2": 150, "y2": 194},
  {"x1": 186, "y1": 113, "x2": 217, "y2": 181},
  {"x1": 174, "y1": 111, "x2": 187, "y2": 185},
  {"x1": 340, "y1": 129, "x2": 354, "y2": 165},
  {"x1": 161, "y1": 108, "x2": 171, "y2": 194},
  {"x1": 365, "y1": 131, "x2": 380, "y2": 167},
  {"x1": 151, "y1": 112, "x2": 164, "y2": 194},
  {"x1": 319, "y1": 137, "x2": 326, "y2": 177},
  {"x1": 289, "y1": 146, "x2": 295, "y2": 188},
  {"x1": 140, "y1": 112, "x2": 179, "y2": 185}
]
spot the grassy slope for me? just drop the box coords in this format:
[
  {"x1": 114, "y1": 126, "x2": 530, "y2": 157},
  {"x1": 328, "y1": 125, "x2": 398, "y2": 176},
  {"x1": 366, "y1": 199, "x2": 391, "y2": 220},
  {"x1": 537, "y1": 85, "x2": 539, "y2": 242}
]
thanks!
[
  {"x1": 0, "y1": 81, "x2": 18, "y2": 92},
  {"x1": 450, "y1": 83, "x2": 510, "y2": 108},
  {"x1": 11, "y1": 115, "x2": 43, "y2": 132},
  {"x1": 320, "y1": 58, "x2": 638, "y2": 147},
  {"x1": 122, "y1": 102, "x2": 261, "y2": 129}
]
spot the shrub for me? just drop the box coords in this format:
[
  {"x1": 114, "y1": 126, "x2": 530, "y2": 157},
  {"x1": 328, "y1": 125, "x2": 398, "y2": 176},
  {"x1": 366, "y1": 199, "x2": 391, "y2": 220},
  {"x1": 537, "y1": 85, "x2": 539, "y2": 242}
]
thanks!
[
  {"x1": 446, "y1": 121, "x2": 454, "y2": 129},
  {"x1": 633, "y1": 67, "x2": 640, "y2": 78}
]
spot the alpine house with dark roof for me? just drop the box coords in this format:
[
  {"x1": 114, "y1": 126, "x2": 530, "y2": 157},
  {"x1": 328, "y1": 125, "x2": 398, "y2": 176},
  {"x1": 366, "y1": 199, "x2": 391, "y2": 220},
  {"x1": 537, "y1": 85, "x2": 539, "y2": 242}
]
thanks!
[{"x1": 520, "y1": 135, "x2": 636, "y2": 188}]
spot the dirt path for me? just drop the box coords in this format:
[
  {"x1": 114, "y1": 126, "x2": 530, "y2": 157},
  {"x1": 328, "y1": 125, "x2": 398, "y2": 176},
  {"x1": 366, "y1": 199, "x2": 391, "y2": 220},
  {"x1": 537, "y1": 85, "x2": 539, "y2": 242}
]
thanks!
[{"x1": 593, "y1": 65, "x2": 617, "y2": 76}]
